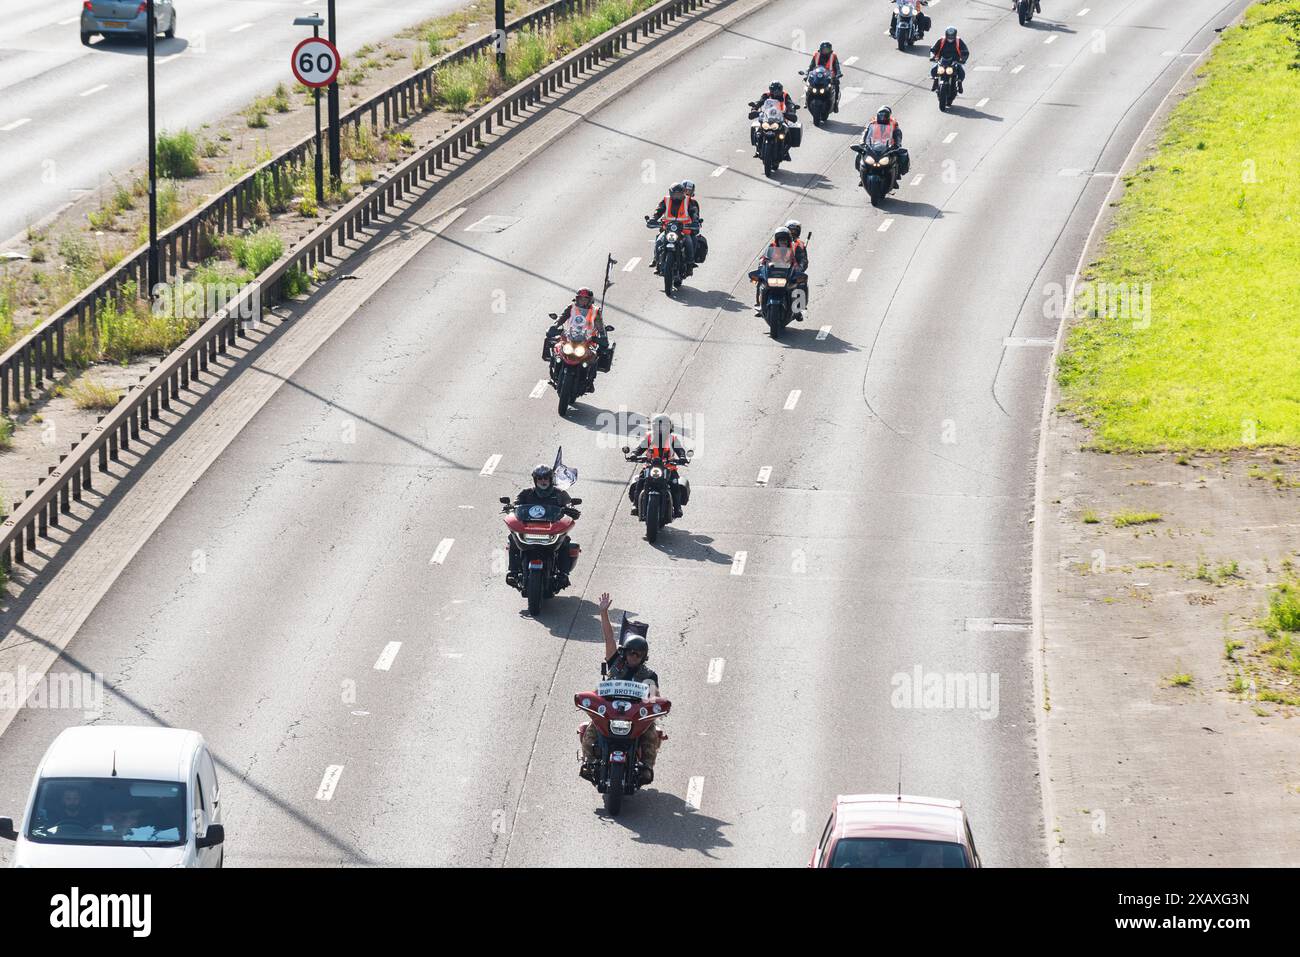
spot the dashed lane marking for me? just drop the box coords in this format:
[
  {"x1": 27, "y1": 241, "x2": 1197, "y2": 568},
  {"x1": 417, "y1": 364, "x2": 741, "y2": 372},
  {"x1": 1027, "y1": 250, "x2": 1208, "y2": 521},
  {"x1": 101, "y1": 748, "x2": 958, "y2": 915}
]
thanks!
[
  {"x1": 707, "y1": 659, "x2": 725, "y2": 684},
  {"x1": 430, "y1": 538, "x2": 455, "y2": 565},
  {"x1": 316, "y1": 766, "x2": 344, "y2": 800},
  {"x1": 480, "y1": 454, "x2": 502, "y2": 476},
  {"x1": 373, "y1": 642, "x2": 402, "y2": 671}
]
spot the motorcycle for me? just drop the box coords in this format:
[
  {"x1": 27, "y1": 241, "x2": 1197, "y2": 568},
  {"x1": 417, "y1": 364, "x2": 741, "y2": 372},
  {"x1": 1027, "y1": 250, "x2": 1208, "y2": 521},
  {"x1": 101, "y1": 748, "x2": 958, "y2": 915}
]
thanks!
[
  {"x1": 575, "y1": 677, "x2": 671, "y2": 816},
  {"x1": 646, "y1": 216, "x2": 701, "y2": 297},
  {"x1": 622, "y1": 446, "x2": 691, "y2": 543},
  {"x1": 892, "y1": 1, "x2": 925, "y2": 49},
  {"x1": 499, "y1": 496, "x2": 582, "y2": 616},
  {"x1": 934, "y1": 56, "x2": 960, "y2": 111},
  {"x1": 548, "y1": 314, "x2": 614, "y2": 417},
  {"x1": 851, "y1": 140, "x2": 903, "y2": 206},
  {"x1": 1017, "y1": 0, "x2": 1036, "y2": 25},
  {"x1": 750, "y1": 245, "x2": 807, "y2": 341},
  {"x1": 748, "y1": 98, "x2": 802, "y2": 177},
  {"x1": 799, "y1": 66, "x2": 835, "y2": 127}
]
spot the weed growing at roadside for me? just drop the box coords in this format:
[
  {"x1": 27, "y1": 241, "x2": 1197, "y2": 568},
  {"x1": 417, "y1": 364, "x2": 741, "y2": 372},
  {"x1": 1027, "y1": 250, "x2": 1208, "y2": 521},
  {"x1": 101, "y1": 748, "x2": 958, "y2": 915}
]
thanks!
[{"x1": 1113, "y1": 511, "x2": 1161, "y2": 528}]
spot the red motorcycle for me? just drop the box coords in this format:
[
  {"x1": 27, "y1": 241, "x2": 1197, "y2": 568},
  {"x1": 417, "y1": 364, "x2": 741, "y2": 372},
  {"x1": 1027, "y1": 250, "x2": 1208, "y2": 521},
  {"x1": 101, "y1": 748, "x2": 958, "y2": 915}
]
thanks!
[
  {"x1": 500, "y1": 496, "x2": 582, "y2": 616},
  {"x1": 575, "y1": 679, "x2": 671, "y2": 815},
  {"x1": 549, "y1": 314, "x2": 614, "y2": 418}
]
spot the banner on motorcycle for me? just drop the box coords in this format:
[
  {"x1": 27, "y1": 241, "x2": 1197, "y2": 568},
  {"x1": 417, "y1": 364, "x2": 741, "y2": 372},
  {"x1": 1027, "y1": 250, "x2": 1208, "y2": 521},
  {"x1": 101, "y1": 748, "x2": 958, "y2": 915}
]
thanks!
[
  {"x1": 553, "y1": 447, "x2": 578, "y2": 489},
  {"x1": 619, "y1": 613, "x2": 649, "y2": 645}
]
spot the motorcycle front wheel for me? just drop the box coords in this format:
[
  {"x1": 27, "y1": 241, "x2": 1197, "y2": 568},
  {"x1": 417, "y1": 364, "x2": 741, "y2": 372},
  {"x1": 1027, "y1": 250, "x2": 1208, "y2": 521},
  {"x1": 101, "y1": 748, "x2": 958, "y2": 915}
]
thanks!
[
  {"x1": 604, "y1": 761, "x2": 625, "y2": 816},
  {"x1": 526, "y1": 569, "x2": 544, "y2": 616}
]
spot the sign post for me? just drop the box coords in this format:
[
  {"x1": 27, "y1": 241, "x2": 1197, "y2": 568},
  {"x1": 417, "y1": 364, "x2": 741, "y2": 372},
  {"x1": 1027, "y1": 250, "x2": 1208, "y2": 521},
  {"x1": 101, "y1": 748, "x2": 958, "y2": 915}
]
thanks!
[
  {"x1": 290, "y1": 25, "x2": 340, "y2": 206},
  {"x1": 326, "y1": 0, "x2": 341, "y2": 189}
]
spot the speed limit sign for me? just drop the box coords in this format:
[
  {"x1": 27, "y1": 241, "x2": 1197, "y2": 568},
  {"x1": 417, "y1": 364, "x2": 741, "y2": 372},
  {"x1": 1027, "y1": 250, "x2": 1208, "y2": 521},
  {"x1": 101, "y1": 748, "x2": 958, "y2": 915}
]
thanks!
[{"x1": 291, "y1": 37, "x2": 341, "y2": 88}]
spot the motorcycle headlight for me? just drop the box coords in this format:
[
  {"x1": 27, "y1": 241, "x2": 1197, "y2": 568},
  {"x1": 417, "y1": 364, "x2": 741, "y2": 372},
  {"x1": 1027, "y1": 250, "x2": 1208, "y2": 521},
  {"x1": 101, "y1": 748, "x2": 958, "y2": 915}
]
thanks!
[
  {"x1": 574, "y1": 345, "x2": 586, "y2": 358},
  {"x1": 762, "y1": 122, "x2": 775, "y2": 130},
  {"x1": 562, "y1": 343, "x2": 574, "y2": 355},
  {"x1": 863, "y1": 155, "x2": 877, "y2": 166},
  {"x1": 945, "y1": 66, "x2": 954, "y2": 75},
  {"x1": 649, "y1": 466, "x2": 664, "y2": 478},
  {"x1": 521, "y1": 533, "x2": 559, "y2": 544},
  {"x1": 880, "y1": 156, "x2": 891, "y2": 166},
  {"x1": 778, "y1": 133, "x2": 785, "y2": 140},
  {"x1": 767, "y1": 277, "x2": 788, "y2": 288},
  {"x1": 609, "y1": 719, "x2": 633, "y2": 736},
  {"x1": 902, "y1": 4, "x2": 912, "y2": 13}
]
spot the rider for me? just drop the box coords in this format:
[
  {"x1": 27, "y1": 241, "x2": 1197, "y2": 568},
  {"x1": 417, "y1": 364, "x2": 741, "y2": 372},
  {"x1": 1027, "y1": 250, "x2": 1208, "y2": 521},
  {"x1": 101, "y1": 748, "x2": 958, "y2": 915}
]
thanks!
[
  {"x1": 751, "y1": 81, "x2": 797, "y2": 161},
  {"x1": 857, "y1": 106, "x2": 910, "y2": 180},
  {"x1": 786, "y1": 220, "x2": 809, "y2": 271},
  {"x1": 628, "y1": 414, "x2": 689, "y2": 518},
  {"x1": 753, "y1": 226, "x2": 808, "y2": 320},
  {"x1": 930, "y1": 26, "x2": 970, "y2": 95},
  {"x1": 506, "y1": 464, "x2": 577, "y2": 588},
  {"x1": 681, "y1": 180, "x2": 707, "y2": 266},
  {"x1": 890, "y1": 0, "x2": 930, "y2": 37},
  {"x1": 648, "y1": 181, "x2": 698, "y2": 275},
  {"x1": 579, "y1": 592, "x2": 663, "y2": 784},
  {"x1": 543, "y1": 288, "x2": 609, "y2": 378},
  {"x1": 807, "y1": 41, "x2": 843, "y2": 113}
]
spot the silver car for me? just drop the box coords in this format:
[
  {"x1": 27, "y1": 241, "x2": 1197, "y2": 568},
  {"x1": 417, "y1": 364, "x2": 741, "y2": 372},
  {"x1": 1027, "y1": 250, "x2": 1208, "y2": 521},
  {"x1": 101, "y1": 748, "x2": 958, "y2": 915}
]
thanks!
[{"x1": 81, "y1": 0, "x2": 177, "y2": 46}]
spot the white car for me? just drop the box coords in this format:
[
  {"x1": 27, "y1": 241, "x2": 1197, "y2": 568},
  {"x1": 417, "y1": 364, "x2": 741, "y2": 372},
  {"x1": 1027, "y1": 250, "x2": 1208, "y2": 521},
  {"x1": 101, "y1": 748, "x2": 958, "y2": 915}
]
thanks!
[{"x1": 0, "y1": 725, "x2": 225, "y2": 868}]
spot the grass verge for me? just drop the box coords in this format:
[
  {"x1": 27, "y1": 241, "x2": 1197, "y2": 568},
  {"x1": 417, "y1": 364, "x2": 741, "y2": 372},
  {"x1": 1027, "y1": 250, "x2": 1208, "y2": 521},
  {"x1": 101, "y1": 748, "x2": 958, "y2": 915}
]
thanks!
[{"x1": 1056, "y1": 2, "x2": 1300, "y2": 450}]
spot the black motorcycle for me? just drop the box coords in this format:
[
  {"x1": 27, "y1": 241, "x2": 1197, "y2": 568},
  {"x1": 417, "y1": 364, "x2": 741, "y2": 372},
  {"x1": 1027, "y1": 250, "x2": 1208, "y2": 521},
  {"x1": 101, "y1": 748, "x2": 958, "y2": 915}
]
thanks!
[
  {"x1": 934, "y1": 56, "x2": 960, "y2": 111},
  {"x1": 892, "y1": 1, "x2": 925, "y2": 49},
  {"x1": 1017, "y1": 0, "x2": 1036, "y2": 25},
  {"x1": 646, "y1": 216, "x2": 701, "y2": 297},
  {"x1": 750, "y1": 245, "x2": 807, "y2": 341},
  {"x1": 500, "y1": 497, "x2": 582, "y2": 615},
  {"x1": 623, "y1": 447, "x2": 691, "y2": 543},
  {"x1": 851, "y1": 140, "x2": 903, "y2": 206},
  {"x1": 748, "y1": 98, "x2": 802, "y2": 177},
  {"x1": 800, "y1": 66, "x2": 835, "y2": 127}
]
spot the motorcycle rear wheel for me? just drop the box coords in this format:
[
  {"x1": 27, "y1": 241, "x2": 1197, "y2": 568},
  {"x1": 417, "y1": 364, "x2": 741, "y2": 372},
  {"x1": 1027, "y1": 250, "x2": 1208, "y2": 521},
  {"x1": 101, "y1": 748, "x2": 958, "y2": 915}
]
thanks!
[
  {"x1": 765, "y1": 301, "x2": 784, "y2": 341},
  {"x1": 645, "y1": 502, "x2": 660, "y2": 543},
  {"x1": 663, "y1": 258, "x2": 675, "y2": 297},
  {"x1": 526, "y1": 570, "x2": 544, "y2": 617}
]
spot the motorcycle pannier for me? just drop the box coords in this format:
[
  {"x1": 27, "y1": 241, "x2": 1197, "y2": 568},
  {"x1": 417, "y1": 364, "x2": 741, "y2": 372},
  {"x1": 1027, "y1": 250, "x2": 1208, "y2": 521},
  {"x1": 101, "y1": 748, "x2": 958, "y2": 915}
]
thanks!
[
  {"x1": 918, "y1": 13, "x2": 932, "y2": 32},
  {"x1": 598, "y1": 341, "x2": 615, "y2": 373},
  {"x1": 786, "y1": 121, "x2": 802, "y2": 149},
  {"x1": 694, "y1": 235, "x2": 708, "y2": 263}
]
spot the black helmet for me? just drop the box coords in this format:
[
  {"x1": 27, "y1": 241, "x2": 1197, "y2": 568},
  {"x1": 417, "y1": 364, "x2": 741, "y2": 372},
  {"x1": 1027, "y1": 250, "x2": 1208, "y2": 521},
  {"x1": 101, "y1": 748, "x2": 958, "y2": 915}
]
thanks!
[
  {"x1": 818, "y1": 41, "x2": 833, "y2": 54},
  {"x1": 945, "y1": 26, "x2": 957, "y2": 39},
  {"x1": 785, "y1": 219, "x2": 802, "y2": 241},
  {"x1": 574, "y1": 287, "x2": 594, "y2": 308},
  {"x1": 531, "y1": 464, "x2": 554, "y2": 491},
  {"x1": 623, "y1": 636, "x2": 649, "y2": 661},
  {"x1": 768, "y1": 80, "x2": 784, "y2": 96},
  {"x1": 876, "y1": 106, "x2": 892, "y2": 124},
  {"x1": 669, "y1": 180, "x2": 685, "y2": 197}
]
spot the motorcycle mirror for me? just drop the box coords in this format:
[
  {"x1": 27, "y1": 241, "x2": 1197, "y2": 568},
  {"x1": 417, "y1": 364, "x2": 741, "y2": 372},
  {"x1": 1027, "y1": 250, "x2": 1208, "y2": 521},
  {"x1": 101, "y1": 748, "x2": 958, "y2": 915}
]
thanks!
[
  {"x1": 798, "y1": 70, "x2": 806, "y2": 76},
  {"x1": 548, "y1": 312, "x2": 558, "y2": 319},
  {"x1": 748, "y1": 111, "x2": 760, "y2": 120},
  {"x1": 499, "y1": 497, "x2": 511, "y2": 505},
  {"x1": 621, "y1": 446, "x2": 631, "y2": 454},
  {"x1": 604, "y1": 325, "x2": 615, "y2": 332},
  {"x1": 569, "y1": 498, "x2": 583, "y2": 505},
  {"x1": 850, "y1": 144, "x2": 865, "y2": 153}
]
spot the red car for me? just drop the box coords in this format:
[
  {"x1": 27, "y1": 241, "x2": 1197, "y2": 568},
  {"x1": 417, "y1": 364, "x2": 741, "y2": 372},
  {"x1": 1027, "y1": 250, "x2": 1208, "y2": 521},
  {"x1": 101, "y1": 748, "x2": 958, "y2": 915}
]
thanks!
[{"x1": 808, "y1": 794, "x2": 982, "y2": 868}]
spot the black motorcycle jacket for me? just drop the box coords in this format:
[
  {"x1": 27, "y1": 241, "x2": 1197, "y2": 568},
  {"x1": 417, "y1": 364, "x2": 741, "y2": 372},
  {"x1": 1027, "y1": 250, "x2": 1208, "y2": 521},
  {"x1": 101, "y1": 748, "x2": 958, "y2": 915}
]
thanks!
[
  {"x1": 930, "y1": 36, "x2": 969, "y2": 62},
  {"x1": 514, "y1": 487, "x2": 573, "y2": 508}
]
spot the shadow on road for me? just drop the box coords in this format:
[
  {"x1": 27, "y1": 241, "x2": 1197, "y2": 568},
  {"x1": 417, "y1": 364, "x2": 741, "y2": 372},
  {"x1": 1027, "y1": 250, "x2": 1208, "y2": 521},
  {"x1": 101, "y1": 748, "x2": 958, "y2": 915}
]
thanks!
[
  {"x1": 885, "y1": 198, "x2": 945, "y2": 219},
  {"x1": 599, "y1": 788, "x2": 733, "y2": 857},
  {"x1": 88, "y1": 36, "x2": 189, "y2": 56},
  {"x1": 654, "y1": 531, "x2": 732, "y2": 566},
  {"x1": 946, "y1": 104, "x2": 1003, "y2": 121}
]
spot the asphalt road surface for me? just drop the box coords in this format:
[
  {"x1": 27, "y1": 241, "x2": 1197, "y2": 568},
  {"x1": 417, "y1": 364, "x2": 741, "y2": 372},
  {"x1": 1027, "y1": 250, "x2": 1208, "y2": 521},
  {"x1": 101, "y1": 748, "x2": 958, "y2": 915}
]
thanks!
[
  {"x1": 0, "y1": 0, "x2": 466, "y2": 243},
  {"x1": 0, "y1": 0, "x2": 1245, "y2": 866}
]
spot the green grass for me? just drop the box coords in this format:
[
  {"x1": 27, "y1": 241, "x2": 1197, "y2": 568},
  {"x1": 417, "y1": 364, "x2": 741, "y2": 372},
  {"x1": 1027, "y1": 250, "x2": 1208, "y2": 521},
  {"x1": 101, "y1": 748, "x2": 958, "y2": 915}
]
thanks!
[
  {"x1": 156, "y1": 129, "x2": 200, "y2": 178},
  {"x1": 221, "y1": 231, "x2": 284, "y2": 275},
  {"x1": 69, "y1": 379, "x2": 122, "y2": 411},
  {"x1": 1056, "y1": 2, "x2": 1300, "y2": 450},
  {"x1": 1113, "y1": 511, "x2": 1161, "y2": 528},
  {"x1": 1082, "y1": 508, "x2": 1100, "y2": 524}
]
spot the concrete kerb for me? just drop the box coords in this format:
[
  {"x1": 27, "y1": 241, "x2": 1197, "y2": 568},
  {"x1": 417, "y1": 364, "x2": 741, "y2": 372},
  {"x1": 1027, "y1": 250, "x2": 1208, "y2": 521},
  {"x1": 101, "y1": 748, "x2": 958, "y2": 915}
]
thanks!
[{"x1": 1028, "y1": 16, "x2": 1239, "y2": 868}]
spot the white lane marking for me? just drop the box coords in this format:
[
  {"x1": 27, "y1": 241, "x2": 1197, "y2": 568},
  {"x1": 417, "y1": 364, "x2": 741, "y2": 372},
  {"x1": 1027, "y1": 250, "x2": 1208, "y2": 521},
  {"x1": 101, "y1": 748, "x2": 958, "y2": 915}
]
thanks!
[
  {"x1": 965, "y1": 618, "x2": 1032, "y2": 632},
  {"x1": 1, "y1": 118, "x2": 32, "y2": 132},
  {"x1": 1078, "y1": 7, "x2": 1091, "y2": 14},
  {"x1": 430, "y1": 538, "x2": 455, "y2": 565},
  {"x1": 480, "y1": 454, "x2": 502, "y2": 476},
  {"x1": 844, "y1": 55, "x2": 859, "y2": 66},
  {"x1": 686, "y1": 776, "x2": 705, "y2": 810},
  {"x1": 877, "y1": 218, "x2": 893, "y2": 233},
  {"x1": 230, "y1": 21, "x2": 255, "y2": 33},
  {"x1": 58, "y1": 16, "x2": 79, "y2": 25},
  {"x1": 910, "y1": 173, "x2": 925, "y2": 186},
  {"x1": 731, "y1": 551, "x2": 748, "y2": 576},
  {"x1": 156, "y1": 53, "x2": 184, "y2": 65},
  {"x1": 1044, "y1": 35, "x2": 1057, "y2": 45},
  {"x1": 756, "y1": 466, "x2": 772, "y2": 486},
  {"x1": 1004, "y1": 337, "x2": 1056, "y2": 347},
  {"x1": 373, "y1": 642, "x2": 402, "y2": 671},
  {"x1": 623, "y1": 256, "x2": 640, "y2": 271},
  {"x1": 975, "y1": 97, "x2": 989, "y2": 108},
  {"x1": 529, "y1": 379, "x2": 548, "y2": 398},
  {"x1": 1011, "y1": 64, "x2": 1025, "y2": 74},
  {"x1": 816, "y1": 325, "x2": 831, "y2": 341},
  {"x1": 711, "y1": 165, "x2": 728, "y2": 177},
  {"x1": 1058, "y1": 168, "x2": 1083, "y2": 177},
  {"x1": 444, "y1": 652, "x2": 464, "y2": 659},
  {"x1": 80, "y1": 84, "x2": 108, "y2": 97},
  {"x1": 973, "y1": 65, "x2": 1001, "y2": 71},
  {"x1": 722, "y1": 55, "x2": 746, "y2": 60},
  {"x1": 847, "y1": 268, "x2": 862, "y2": 283},
  {"x1": 783, "y1": 390, "x2": 801, "y2": 410},
  {"x1": 943, "y1": 132, "x2": 958, "y2": 144},
  {"x1": 707, "y1": 659, "x2": 725, "y2": 684},
  {"x1": 316, "y1": 766, "x2": 344, "y2": 800},
  {"x1": 1093, "y1": 172, "x2": 1117, "y2": 178}
]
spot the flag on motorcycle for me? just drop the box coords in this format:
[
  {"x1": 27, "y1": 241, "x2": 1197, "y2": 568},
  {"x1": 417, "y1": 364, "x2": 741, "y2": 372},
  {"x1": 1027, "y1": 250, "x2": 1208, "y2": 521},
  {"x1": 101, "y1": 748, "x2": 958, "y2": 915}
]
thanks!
[
  {"x1": 618, "y1": 613, "x2": 649, "y2": 646},
  {"x1": 553, "y1": 447, "x2": 578, "y2": 489}
]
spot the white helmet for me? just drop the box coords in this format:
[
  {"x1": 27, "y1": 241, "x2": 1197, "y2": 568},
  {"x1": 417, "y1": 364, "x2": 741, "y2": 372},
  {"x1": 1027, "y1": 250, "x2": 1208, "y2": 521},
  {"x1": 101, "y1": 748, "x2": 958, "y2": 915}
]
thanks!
[{"x1": 650, "y1": 414, "x2": 674, "y2": 448}]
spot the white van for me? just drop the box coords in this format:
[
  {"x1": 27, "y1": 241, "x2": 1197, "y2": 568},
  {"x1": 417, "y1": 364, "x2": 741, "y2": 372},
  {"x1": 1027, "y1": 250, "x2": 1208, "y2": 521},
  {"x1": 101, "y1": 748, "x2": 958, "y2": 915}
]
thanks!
[{"x1": 0, "y1": 726, "x2": 225, "y2": 868}]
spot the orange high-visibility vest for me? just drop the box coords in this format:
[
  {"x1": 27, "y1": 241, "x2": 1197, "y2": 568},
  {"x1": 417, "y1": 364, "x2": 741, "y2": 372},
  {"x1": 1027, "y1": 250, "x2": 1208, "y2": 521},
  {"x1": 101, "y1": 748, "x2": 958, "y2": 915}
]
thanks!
[
  {"x1": 569, "y1": 305, "x2": 598, "y2": 335},
  {"x1": 662, "y1": 196, "x2": 692, "y2": 224},
  {"x1": 813, "y1": 51, "x2": 839, "y2": 72},
  {"x1": 865, "y1": 120, "x2": 898, "y2": 147}
]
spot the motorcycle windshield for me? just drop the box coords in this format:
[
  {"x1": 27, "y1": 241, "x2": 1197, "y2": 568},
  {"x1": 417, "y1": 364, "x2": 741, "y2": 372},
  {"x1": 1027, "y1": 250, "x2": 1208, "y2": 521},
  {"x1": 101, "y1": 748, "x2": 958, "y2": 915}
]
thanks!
[
  {"x1": 566, "y1": 317, "x2": 592, "y2": 341},
  {"x1": 808, "y1": 68, "x2": 830, "y2": 84},
  {"x1": 515, "y1": 502, "x2": 566, "y2": 523},
  {"x1": 765, "y1": 246, "x2": 795, "y2": 269},
  {"x1": 759, "y1": 99, "x2": 784, "y2": 122}
]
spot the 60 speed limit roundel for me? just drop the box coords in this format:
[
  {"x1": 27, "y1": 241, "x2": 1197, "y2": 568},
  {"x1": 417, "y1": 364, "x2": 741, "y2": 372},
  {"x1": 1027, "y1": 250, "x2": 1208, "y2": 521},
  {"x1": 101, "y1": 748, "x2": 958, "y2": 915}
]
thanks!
[{"x1": 291, "y1": 37, "x2": 341, "y2": 88}]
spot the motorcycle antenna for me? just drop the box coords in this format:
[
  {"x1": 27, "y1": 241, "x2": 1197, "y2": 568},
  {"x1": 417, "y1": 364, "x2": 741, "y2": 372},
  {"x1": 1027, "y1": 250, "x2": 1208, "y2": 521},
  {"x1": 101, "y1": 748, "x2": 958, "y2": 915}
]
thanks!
[
  {"x1": 599, "y1": 253, "x2": 617, "y2": 316},
  {"x1": 897, "y1": 755, "x2": 902, "y2": 801}
]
